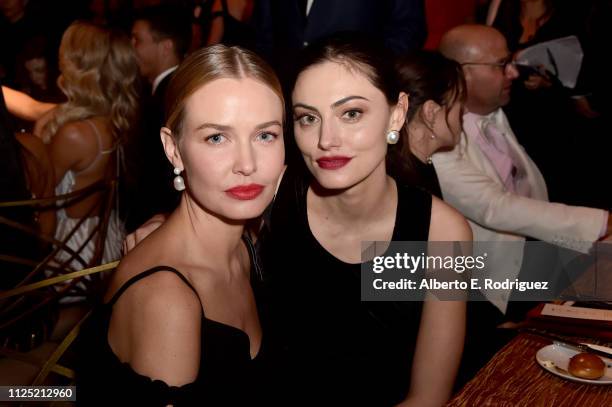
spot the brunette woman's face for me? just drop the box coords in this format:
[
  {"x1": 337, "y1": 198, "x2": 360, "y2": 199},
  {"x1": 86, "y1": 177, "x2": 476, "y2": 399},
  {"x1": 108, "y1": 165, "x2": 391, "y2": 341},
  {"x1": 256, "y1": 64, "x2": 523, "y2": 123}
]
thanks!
[
  {"x1": 292, "y1": 61, "x2": 405, "y2": 190},
  {"x1": 167, "y1": 77, "x2": 285, "y2": 221}
]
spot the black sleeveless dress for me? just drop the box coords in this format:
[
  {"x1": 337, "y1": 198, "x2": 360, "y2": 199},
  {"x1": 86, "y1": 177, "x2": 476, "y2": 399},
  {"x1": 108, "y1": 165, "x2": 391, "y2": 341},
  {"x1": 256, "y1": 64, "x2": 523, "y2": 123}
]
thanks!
[
  {"x1": 76, "y1": 240, "x2": 268, "y2": 405},
  {"x1": 259, "y1": 167, "x2": 432, "y2": 406}
]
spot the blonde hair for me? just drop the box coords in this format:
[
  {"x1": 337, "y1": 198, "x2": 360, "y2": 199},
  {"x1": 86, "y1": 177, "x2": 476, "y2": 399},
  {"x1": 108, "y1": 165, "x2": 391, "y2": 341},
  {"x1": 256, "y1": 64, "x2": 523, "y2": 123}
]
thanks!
[
  {"x1": 41, "y1": 21, "x2": 139, "y2": 145},
  {"x1": 165, "y1": 44, "x2": 284, "y2": 139}
]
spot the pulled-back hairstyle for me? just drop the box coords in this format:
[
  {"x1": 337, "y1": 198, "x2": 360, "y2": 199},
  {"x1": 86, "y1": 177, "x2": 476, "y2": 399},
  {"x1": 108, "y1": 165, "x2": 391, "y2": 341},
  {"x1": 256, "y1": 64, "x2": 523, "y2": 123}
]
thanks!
[
  {"x1": 393, "y1": 50, "x2": 466, "y2": 193},
  {"x1": 289, "y1": 33, "x2": 406, "y2": 177},
  {"x1": 396, "y1": 50, "x2": 466, "y2": 135},
  {"x1": 164, "y1": 44, "x2": 284, "y2": 139},
  {"x1": 41, "y1": 21, "x2": 139, "y2": 146}
]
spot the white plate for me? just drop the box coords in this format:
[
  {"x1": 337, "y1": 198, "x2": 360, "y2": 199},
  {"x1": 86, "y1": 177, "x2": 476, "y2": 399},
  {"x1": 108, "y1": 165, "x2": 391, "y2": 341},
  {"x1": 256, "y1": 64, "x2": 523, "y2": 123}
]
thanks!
[{"x1": 536, "y1": 343, "x2": 612, "y2": 384}]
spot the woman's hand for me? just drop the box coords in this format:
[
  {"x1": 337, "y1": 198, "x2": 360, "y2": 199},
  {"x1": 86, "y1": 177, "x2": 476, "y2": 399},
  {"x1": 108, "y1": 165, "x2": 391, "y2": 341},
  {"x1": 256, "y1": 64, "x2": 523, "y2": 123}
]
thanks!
[{"x1": 123, "y1": 213, "x2": 167, "y2": 253}]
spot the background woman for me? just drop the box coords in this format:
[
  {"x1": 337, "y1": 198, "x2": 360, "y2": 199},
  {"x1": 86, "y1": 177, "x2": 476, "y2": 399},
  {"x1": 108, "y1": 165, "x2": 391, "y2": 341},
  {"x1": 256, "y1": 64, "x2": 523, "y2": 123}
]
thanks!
[
  {"x1": 77, "y1": 44, "x2": 286, "y2": 405},
  {"x1": 393, "y1": 50, "x2": 466, "y2": 198},
  {"x1": 40, "y1": 22, "x2": 139, "y2": 273}
]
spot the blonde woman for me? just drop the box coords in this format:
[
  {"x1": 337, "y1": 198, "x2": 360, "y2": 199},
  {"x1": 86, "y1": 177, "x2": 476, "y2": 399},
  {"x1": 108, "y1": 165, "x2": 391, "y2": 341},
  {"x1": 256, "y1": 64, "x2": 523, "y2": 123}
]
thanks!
[
  {"x1": 76, "y1": 45, "x2": 285, "y2": 405},
  {"x1": 40, "y1": 22, "x2": 139, "y2": 273}
]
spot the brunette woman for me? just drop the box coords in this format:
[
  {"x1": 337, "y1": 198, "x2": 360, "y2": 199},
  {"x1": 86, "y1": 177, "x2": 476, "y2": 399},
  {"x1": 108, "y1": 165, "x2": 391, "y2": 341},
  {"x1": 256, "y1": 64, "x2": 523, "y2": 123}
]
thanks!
[{"x1": 261, "y1": 36, "x2": 470, "y2": 406}]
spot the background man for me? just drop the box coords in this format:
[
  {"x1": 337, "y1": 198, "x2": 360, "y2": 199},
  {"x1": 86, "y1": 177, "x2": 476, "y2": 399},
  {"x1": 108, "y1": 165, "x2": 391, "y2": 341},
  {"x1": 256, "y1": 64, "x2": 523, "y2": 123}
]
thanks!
[
  {"x1": 433, "y1": 24, "x2": 611, "y2": 384},
  {"x1": 125, "y1": 4, "x2": 192, "y2": 232},
  {"x1": 434, "y1": 25, "x2": 610, "y2": 313}
]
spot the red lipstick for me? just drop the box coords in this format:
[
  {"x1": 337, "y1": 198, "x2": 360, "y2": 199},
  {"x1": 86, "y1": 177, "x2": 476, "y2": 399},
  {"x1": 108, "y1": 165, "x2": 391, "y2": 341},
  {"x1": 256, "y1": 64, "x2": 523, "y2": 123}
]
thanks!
[
  {"x1": 316, "y1": 156, "x2": 352, "y2": 170},
  {"x1": 225, "y1": 184, "x2": 264, "y2": 200}
]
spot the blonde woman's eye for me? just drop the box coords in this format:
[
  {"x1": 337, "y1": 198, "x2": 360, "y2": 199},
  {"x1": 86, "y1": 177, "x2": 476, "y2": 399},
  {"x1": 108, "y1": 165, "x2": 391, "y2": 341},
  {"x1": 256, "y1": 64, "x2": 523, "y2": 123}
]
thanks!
[
  {"x1": 205, "y1": 133, "x2": 226, "y2": 144},
  {"x1": 256, "y1": 132, "x2": 278, "y2": 143},
  {"x1": 295, "y1": 113, "x2": 319, "y2": 126},
  {"x1": 342, "y1": 109, "x2": 362, "y2": 121}
]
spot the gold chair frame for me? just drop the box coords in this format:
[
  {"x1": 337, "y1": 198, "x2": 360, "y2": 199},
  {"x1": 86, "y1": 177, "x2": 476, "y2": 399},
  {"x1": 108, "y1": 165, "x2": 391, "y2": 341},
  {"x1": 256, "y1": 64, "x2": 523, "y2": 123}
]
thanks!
[{"x1": 0, "y1": 178, "x2": 118, "y2": 330}]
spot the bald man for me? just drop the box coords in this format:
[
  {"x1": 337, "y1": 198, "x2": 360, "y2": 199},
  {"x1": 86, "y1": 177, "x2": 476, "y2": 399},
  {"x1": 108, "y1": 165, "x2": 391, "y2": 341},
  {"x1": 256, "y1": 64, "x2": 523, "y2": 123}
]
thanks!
[
  {"x1": 432, "y1": 25, "x2": 612, "y2": 386},
  {"x1": 432, "y1": 25, "x2": 611, "y2": 313}
]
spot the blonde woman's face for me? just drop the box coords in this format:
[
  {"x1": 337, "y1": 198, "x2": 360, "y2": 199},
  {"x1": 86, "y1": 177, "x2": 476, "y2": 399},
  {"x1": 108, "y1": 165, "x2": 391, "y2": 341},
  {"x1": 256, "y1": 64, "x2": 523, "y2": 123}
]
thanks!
[{"x1": 175, "y1": 77, "x2": 285, "y2": 220}]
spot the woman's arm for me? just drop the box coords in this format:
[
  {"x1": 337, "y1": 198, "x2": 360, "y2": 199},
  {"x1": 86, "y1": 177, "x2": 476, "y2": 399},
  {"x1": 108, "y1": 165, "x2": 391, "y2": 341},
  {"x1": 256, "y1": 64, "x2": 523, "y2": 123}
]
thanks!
[
  {"x1": 400, "y1": 299, "x2": 466, "y2": 407},
  {"x1": 398, "y1": 198, "x2": 470, "y2": 406},
  {"x1": 1, "y1": 86, "x2": 56, "y2": 122}
]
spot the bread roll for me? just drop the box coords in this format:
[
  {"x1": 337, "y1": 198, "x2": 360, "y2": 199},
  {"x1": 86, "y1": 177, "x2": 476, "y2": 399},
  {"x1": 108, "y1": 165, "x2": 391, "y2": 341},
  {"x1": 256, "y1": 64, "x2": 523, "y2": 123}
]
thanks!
[{"x1": 568, "y1": 353, "x2": 605, "y2": 379}]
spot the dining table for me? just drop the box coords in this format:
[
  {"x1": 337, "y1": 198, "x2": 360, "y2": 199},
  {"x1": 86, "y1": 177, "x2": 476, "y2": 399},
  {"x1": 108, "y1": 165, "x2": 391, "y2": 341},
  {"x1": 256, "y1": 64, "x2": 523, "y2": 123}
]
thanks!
[{"x1": 446, "y1": 331, "x2": 612, "y2": 407}]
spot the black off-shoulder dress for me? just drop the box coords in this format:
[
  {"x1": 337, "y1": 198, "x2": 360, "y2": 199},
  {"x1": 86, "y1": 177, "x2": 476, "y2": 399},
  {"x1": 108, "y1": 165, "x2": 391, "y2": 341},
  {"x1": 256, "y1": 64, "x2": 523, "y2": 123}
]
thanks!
[{"x1": 76, "y1": 242, "x2": 269, "y2": 406}]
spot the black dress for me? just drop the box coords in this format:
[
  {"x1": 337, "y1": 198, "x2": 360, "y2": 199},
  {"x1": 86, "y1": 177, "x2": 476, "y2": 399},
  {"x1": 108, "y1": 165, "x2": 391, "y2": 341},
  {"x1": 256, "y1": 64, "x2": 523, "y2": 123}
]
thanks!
[
  {"x1": 260, "y1": 167, "x2": 431, "y2": 406},
  {"x1": 76, "y1": 259, "x2": 268, "y2": 405}
]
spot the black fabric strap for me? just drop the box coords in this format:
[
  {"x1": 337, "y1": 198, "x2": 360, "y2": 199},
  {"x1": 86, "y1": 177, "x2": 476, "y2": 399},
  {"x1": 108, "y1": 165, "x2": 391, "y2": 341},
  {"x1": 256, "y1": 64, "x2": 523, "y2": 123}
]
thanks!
[{"x1": 107, "y1": 265, "x2": 197, "y2": 307}]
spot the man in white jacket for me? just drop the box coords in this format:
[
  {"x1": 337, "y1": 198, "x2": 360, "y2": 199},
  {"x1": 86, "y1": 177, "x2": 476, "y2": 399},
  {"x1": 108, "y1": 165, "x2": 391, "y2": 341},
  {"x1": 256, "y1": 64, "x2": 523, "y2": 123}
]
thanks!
[{"x1": 434, "y1": 25, "x2": 611, "y2": 313}]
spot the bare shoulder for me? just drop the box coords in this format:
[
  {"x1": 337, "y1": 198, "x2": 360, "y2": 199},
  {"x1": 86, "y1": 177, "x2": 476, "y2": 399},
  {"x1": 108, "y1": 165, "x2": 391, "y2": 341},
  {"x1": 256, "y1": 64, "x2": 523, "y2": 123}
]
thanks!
[
  {"x1": 108, "y1": 265, "x2": 202, "y2": 386},
  {"x1": 108, "y1": 251, "x2": 201, "y2": 315},
  {"x1": 54, "y1": 121, "x2": 92, "y2": 146},
  {"x1": 126, "y1": 269, "x2": 202, "y2": 333},
  {"x1": 429, "y1": 196, "x2": 472, "y2": 241},
  {"x1": 48, "y1": 121, "x2": 96, "y2": 163}
]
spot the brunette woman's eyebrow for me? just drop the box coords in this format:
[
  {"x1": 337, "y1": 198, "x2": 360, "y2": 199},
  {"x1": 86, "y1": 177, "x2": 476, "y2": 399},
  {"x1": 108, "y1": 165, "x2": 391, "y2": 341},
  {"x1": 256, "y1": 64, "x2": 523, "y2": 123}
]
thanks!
[
  {"x1": 292, "y1": 103, "x2": 318, "y2": 112},
  {"x1": 293, "y1": 96, "x2": 368, "y2": 112},
  {"x1": 331, "y1": 95, "x2": 368, "y2": 108}
]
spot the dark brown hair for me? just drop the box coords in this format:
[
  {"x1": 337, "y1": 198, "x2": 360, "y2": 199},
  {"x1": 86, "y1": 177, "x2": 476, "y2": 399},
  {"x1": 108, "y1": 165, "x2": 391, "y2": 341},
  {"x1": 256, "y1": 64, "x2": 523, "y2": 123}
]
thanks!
[
  {"x1": 396, "y1": 50, "x2": 466, "y2": 145},
  {"x1": 393, "y1": 50, "x2": 466, "y2": 193}
]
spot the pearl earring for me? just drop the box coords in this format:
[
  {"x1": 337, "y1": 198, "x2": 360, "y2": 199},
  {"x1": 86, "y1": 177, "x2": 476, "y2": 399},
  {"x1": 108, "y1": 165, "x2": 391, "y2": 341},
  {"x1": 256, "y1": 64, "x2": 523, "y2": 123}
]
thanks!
[
  {"x1": 386, "y1": 130, "x2": 400, "y2": 145},
  {"x1": 173, "y1": 167, "x2": 185, "y2": 191}
]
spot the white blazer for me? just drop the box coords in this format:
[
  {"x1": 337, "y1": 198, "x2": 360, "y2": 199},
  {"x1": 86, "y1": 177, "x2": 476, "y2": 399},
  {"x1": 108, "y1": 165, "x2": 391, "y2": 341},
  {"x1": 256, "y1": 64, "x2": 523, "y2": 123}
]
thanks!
[{"x1": 432, "y1": 109, "x2": 606, "y2": 311}]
